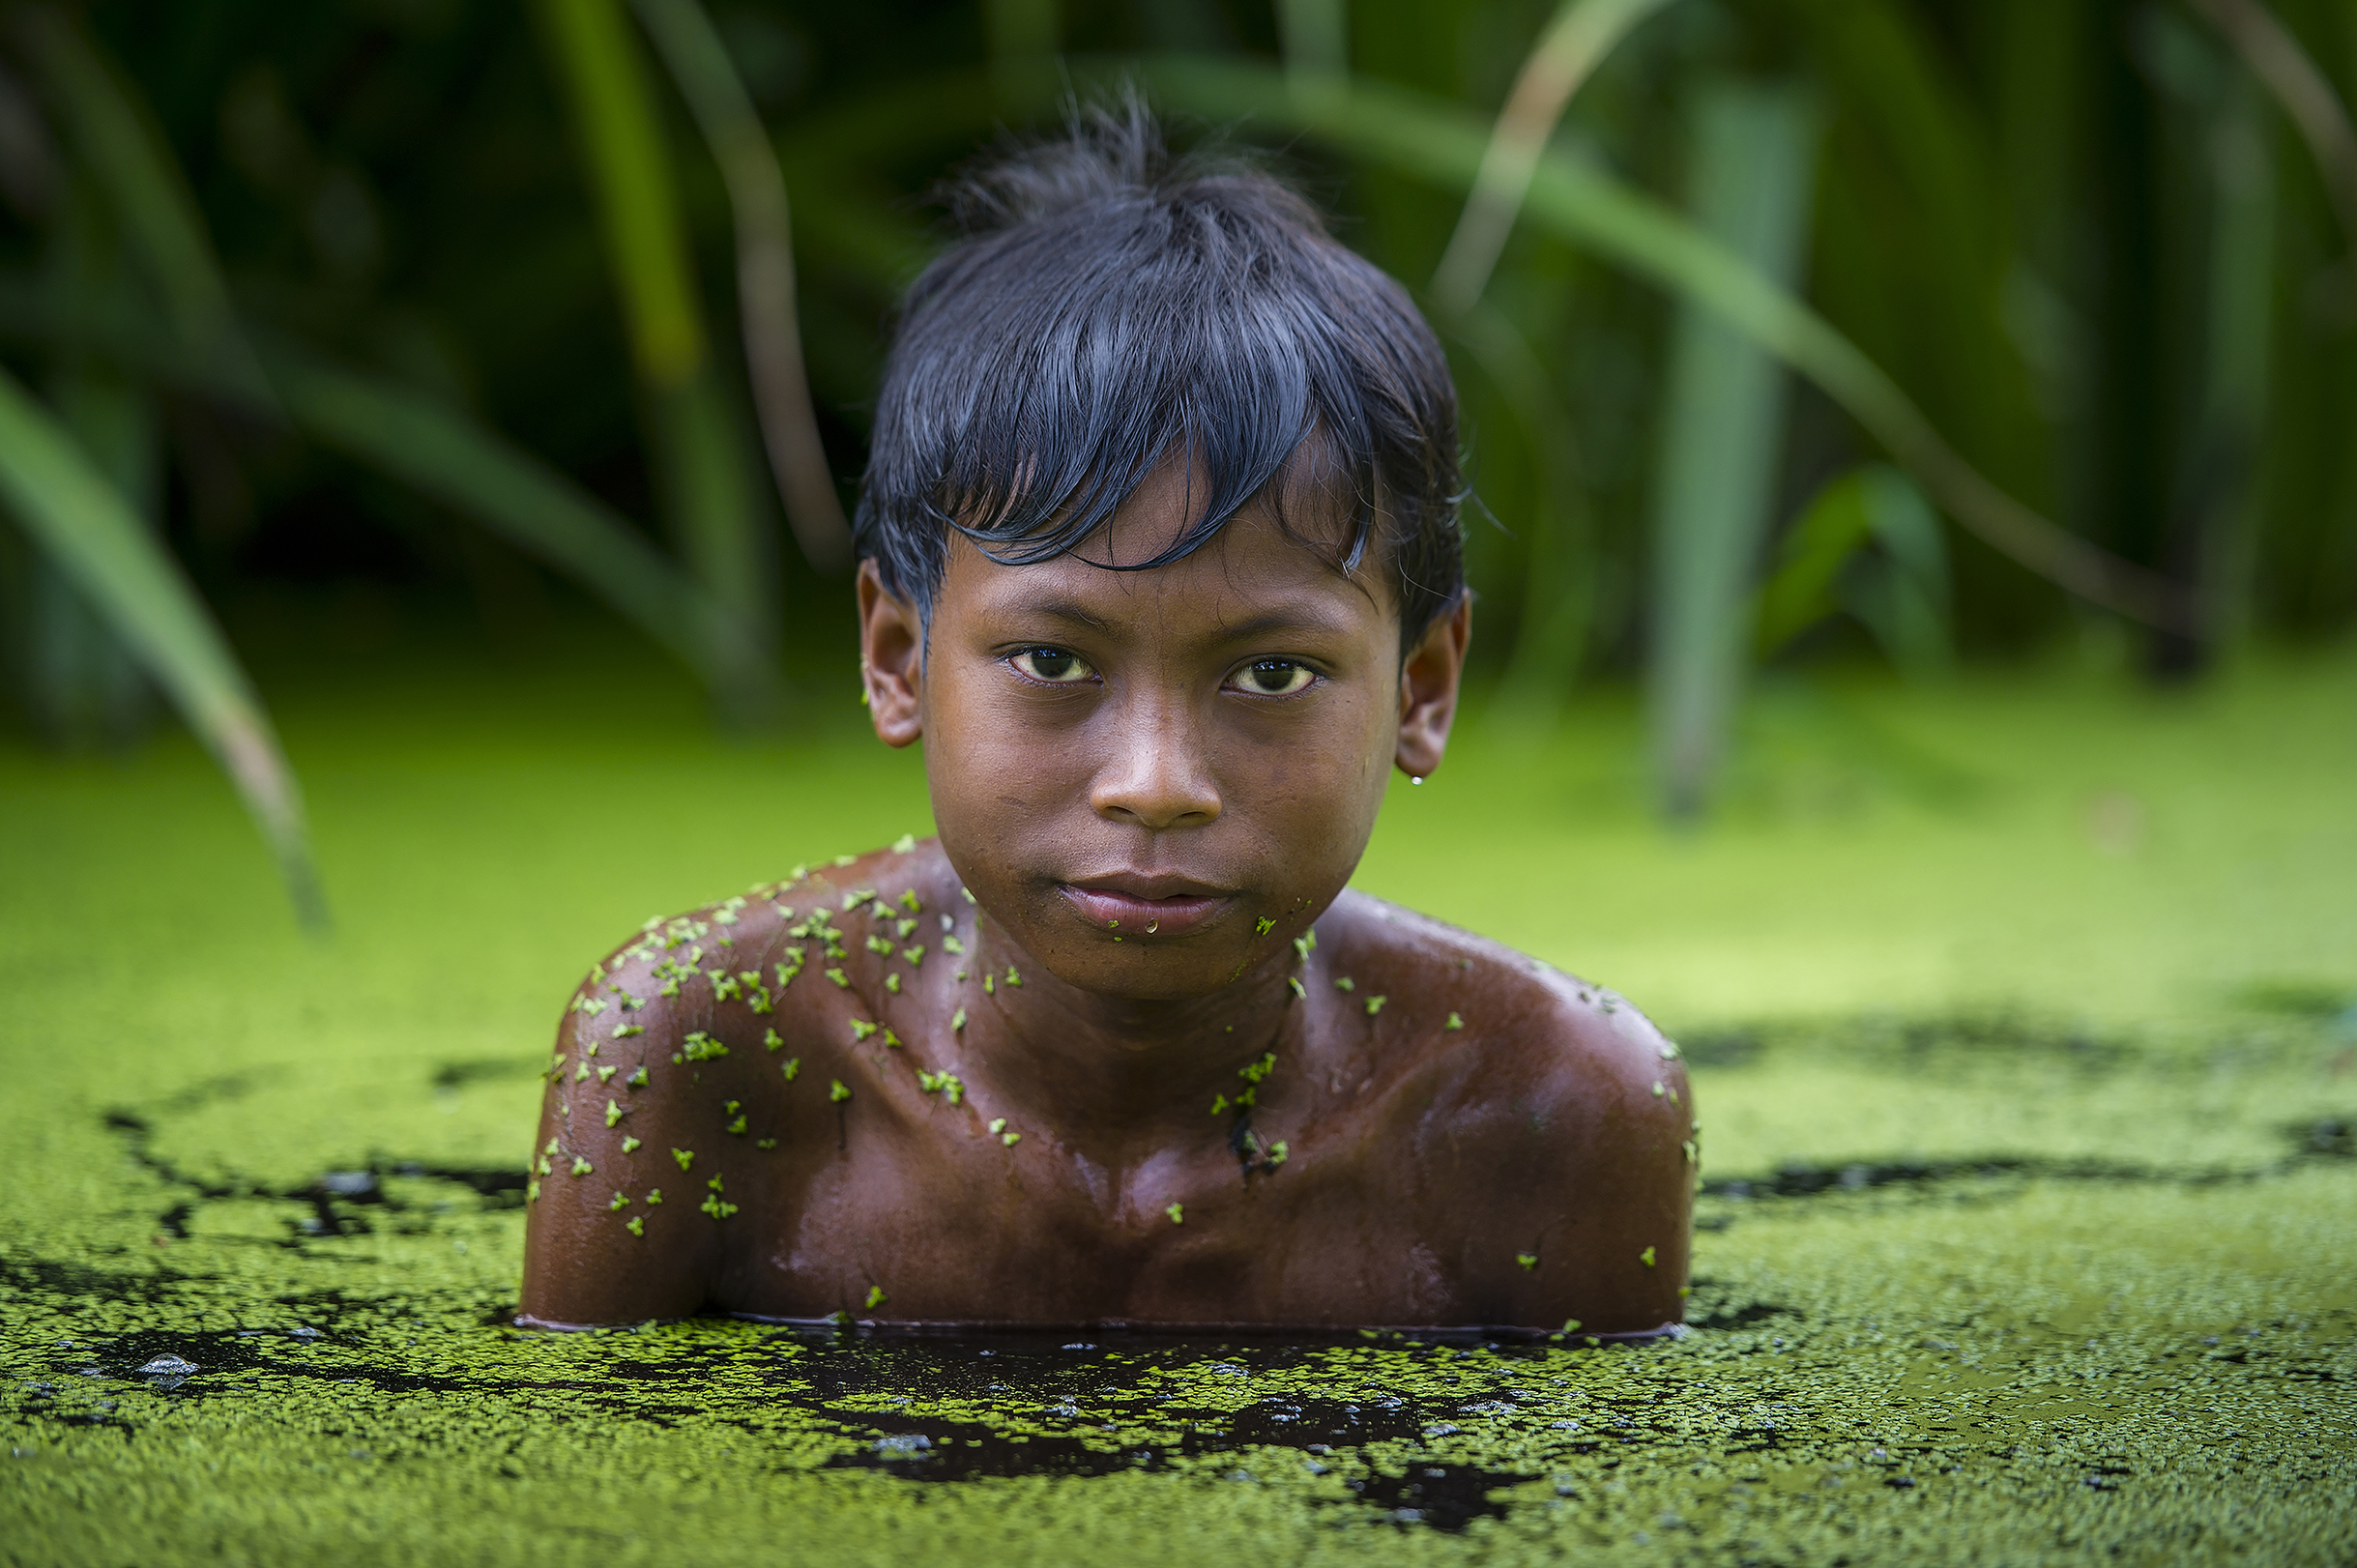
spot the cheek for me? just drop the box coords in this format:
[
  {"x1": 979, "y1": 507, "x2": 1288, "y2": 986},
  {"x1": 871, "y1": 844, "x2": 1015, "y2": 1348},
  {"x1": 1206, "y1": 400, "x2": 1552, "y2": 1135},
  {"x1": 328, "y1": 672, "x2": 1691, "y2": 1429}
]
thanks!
[{"x1": 918, "y1": 670, "x2": 1083, "y2": 859}]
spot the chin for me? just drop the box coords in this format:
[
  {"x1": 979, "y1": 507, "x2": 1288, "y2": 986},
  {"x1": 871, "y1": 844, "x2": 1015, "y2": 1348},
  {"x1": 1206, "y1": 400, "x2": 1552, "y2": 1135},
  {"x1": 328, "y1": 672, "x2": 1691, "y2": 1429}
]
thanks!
[{"x1": 1035, "y1": 943, "x2": 1251, "y2": 1003}]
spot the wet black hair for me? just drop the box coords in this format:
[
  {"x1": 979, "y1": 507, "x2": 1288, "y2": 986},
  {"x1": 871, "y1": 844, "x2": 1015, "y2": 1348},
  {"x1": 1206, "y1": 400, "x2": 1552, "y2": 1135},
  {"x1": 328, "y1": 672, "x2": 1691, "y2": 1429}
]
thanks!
[{"x1": 852, "y1": 100, "x2": 1466, "y2": 652}]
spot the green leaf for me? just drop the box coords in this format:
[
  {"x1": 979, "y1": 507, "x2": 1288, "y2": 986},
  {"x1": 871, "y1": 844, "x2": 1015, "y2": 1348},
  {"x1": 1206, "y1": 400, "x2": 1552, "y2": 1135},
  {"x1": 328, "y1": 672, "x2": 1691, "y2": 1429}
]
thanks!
[
  {"x1": 0, "y1": 363, "x2": 320, "y2": 924},
  {"x1": 1430, "y1": 0, "x2": 1678, "y2": 315},
  {"x1": 631, "y1": 0, "x2": 851, "y2": 574},
  {"x1": 536, "y1": 0, "x2": 774, "y2": 711},
  {"x1": 1132, "y1": 55, "x2": 2196, "y2": 632},
  {"x1": 532, "y1": 0, "x2": 707, "y2": 389}
]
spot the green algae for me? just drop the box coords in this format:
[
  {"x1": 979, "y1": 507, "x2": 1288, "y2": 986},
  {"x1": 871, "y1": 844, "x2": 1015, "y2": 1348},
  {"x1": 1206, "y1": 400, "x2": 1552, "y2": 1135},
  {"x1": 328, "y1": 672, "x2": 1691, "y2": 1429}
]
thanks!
[{"x1": 4, "y1": 652, "x2": 2357, "y2": 1563}]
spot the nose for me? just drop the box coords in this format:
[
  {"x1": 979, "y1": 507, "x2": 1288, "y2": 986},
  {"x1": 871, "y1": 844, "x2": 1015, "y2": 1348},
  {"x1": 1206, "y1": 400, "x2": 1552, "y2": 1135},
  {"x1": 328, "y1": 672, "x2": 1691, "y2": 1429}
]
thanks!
[{"x1": 1089, "y1": 695, "x2": 1222, "y2": 831}]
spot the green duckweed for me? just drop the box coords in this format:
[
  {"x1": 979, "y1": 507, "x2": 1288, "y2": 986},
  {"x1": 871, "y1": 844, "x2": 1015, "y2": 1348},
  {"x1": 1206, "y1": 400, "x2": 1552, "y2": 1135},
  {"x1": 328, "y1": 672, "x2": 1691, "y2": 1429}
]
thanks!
[{"x1": 9, "y1": 657, "x2": 2357, "y2": 1568}]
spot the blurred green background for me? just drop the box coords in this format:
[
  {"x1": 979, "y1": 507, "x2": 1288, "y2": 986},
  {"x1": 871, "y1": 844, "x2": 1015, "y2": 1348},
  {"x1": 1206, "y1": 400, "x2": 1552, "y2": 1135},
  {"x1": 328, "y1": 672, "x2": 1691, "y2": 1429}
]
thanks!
[
  {"x1": 3, "y1": 6, "x2": 2354, "y2": 1561},
  {"x1": 1, "y1": 0, "x2": 2353, "y2": 911}
]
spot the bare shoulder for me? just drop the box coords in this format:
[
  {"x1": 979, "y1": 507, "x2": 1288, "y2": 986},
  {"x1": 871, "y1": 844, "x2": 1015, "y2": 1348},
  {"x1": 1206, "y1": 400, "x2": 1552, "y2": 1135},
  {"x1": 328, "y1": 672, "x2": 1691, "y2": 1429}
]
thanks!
[
  {"x1": 1310, "y1": 891, "x2": 1694, "y2": 1330},
  {"x1": 518, "y1": 840, "x2": 963, "y2": 1327},
  {"x1": 1317, "y1": 888, "x2": 1690, "y2": 1114}
]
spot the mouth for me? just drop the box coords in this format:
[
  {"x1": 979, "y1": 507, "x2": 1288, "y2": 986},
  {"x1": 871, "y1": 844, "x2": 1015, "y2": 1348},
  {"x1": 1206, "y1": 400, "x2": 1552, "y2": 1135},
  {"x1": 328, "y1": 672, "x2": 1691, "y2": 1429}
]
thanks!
[{"x1": 1057, "y1": 875, "x2": 1234, "y2": 938}]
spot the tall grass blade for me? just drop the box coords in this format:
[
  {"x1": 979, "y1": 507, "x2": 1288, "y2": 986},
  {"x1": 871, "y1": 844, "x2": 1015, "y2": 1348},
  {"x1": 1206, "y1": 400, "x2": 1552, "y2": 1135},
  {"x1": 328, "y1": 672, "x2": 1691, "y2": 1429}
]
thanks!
[
  {"x1": 535, "y1": 0, "x2": 774, "y2": 714},
  {"x1": 1430, "y1": 0, "x2": 1675, "y2": 316},
  {"x1": 8, "y1": 6, "x2": 276, "y2": 415},
  {"x1": 0, "y1": 363, "x2": 321, "y2": 924},
  {"x1": 1138, "y1": 55, "x2": 2198, "y2": 632},
  {"x1": 1647, "y1": 80, "x2": 1816, "y2": 818},
  {"x1": 1275, "y1": 0, "x2": 1348, "y2": 103},
  {"x1": 2185, "y1": 0, "x2": 2357, "y2": 250},
  {"x1": 265, "y1": 351, "x2": 767, "y2": 700},
  {"x1": 631, "y1": 0, "x2": 850, "y2": 575},
  {"x1": 534, "y1": 0, "x2": 707, "y2": 389},
  {"x1": 2201, "y1": 74, "x2": 2276, "y2": 649}
]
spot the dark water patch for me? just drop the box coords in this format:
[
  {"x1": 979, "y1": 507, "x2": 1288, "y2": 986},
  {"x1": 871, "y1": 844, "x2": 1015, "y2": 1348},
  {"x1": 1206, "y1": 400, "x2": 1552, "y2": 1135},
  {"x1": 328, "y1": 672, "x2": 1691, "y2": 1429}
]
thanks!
[
  {"x1": 0, "y1": 1254, "x2": 194, "y2": 1304},
  {"x1": 1702, "y1": 1139, "x2": 2349, "y2": 1205},
  {"x1": 2232, "y1": 979, "x2": 2353, "y2": 1019},
  {"x1": 98, "y1": 1108, "x2": 531, "y2": 1244},
  {"x1": 2292, "y1": 1117, "x2": 2351, "y2": 1158},
  {"x1": 431, "y1": 1057, "x2": 543, "y2": 1089},
  {"x1": 789, "y1": 1332, "x2": 1543, "y2": 1531},
  {"x1": 1677, "y1": 1030, "x2": 1761, "y2": 1067}
]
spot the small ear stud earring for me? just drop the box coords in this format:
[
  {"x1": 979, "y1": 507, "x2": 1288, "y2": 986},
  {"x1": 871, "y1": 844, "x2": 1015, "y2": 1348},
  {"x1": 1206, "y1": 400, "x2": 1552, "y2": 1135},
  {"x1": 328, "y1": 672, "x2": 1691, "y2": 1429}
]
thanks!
[{"x1": 1410, "y1": 775, "x2": 1425, "y2": 785}]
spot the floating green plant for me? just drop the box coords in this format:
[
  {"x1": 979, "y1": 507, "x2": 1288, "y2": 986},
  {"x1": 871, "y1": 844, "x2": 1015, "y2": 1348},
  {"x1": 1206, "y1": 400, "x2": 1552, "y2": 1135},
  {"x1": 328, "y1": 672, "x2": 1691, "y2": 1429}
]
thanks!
[
  {"x1": 829, "y1": 1080, "x2": 850, "y2": 1103},
  {"x1": 671, "y1": 1148, "x2": 694, "y2": 1171}
]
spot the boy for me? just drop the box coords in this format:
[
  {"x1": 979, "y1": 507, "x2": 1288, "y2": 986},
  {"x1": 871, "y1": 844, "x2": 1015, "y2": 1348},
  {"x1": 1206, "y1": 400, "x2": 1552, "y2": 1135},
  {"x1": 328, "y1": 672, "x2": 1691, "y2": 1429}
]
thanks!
[{"x1": 518, "y1": 110, "x2": 1693, "y2": 1336}]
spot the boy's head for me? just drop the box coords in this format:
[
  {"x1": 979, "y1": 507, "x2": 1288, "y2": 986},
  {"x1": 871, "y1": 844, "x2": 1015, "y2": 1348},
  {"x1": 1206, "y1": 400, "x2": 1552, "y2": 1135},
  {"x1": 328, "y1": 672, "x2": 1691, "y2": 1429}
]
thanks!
[{"x1": 856, "y1": 104, "x2": 1472, "y2": 1002}]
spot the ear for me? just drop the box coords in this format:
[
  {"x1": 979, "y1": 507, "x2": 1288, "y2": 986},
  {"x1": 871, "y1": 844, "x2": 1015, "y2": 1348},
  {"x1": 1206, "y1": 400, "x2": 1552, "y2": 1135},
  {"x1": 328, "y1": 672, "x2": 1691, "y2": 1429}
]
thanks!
[
  {"x1": 858, "y1": 560, "x2": 925, "y2": 748},
  {"x1": 1395, "y1": 593, "x2": 1471, "y2": 780}
]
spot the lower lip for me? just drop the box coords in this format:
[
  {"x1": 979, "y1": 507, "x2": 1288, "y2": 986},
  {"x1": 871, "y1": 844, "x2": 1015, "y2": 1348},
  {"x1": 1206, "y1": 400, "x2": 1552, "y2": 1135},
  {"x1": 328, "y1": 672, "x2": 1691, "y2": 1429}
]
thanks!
[{"x1": 1059, "y1": 885, "x2": 1230, "y2": 937}]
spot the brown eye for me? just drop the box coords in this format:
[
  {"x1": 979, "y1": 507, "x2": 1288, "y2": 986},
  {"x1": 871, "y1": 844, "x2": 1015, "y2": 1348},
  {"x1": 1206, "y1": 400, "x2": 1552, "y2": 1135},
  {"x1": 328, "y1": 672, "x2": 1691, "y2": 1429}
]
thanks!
[
  {"x1": 1011, "y1": 647, "x2": 1094, "y2": 683},
  {"x1": 1230, "y1": 659, "x2": 1314, "y2": 696}
]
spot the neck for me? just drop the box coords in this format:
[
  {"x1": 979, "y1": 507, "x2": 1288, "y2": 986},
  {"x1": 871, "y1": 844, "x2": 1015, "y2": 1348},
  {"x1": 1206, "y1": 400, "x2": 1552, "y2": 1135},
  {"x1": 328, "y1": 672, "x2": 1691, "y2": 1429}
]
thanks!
[{"x1": 958, "y1": 924, "x2": 1302, "y2": 1149}]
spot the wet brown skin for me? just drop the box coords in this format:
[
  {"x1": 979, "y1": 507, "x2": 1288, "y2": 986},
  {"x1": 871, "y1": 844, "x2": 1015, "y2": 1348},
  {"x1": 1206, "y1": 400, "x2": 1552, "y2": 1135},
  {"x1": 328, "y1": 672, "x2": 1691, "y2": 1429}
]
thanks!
[{"x1": 519, "y1": 480, "x2": 1695, "y2": 1333}]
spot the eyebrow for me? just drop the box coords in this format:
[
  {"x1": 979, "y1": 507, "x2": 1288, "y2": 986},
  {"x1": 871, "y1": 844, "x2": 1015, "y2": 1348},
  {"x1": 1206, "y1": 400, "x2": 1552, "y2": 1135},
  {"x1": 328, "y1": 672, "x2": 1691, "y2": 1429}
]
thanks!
[
  {"x1": 1000, "y1": 597, "x2": 1357, "y2": 647},
  {"x1": 1011, "y1": 598, "x2": 1121, "y2": 635}
]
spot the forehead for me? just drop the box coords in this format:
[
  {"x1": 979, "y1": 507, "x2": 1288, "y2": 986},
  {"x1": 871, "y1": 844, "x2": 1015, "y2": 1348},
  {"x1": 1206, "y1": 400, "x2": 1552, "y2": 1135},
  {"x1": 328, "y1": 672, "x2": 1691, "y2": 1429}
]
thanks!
[{"x1": 935, "y1": 460, "x2": 1396, "y2": 641}]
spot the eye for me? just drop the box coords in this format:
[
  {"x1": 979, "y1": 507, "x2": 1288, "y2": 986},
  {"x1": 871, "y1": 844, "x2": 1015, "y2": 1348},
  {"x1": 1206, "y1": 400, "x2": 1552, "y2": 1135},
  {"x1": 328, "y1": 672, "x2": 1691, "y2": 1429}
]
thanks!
[
  {"x1": 1228, "y1": 658, "x2": 1317, "y2": 697},
  {"x1": 1009, "y1": 646, "x2": 1096, "y2": 684}
]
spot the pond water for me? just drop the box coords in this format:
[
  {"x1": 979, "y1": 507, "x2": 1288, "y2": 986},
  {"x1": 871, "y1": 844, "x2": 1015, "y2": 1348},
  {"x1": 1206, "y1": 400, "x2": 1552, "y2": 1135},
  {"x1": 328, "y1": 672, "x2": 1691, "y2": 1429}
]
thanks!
[{"x1": 4, "y1": 650, "x2": 2354, "y2": 1564}]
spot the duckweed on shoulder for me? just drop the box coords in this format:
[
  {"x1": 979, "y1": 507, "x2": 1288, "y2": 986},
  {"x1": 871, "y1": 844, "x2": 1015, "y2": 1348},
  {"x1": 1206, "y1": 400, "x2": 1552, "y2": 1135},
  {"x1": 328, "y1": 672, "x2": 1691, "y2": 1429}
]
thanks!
[
  {"x1": 829, "y1": 1080, "x2": 851, "y2": 1103},
  {"x1": 672, "y1": 1148, "x2": 695, "y2": 1172}
]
